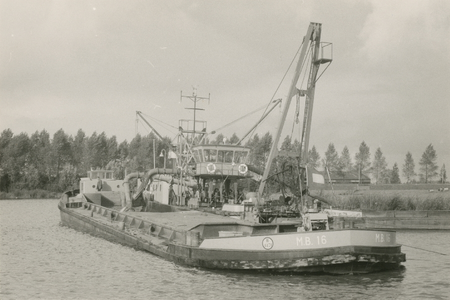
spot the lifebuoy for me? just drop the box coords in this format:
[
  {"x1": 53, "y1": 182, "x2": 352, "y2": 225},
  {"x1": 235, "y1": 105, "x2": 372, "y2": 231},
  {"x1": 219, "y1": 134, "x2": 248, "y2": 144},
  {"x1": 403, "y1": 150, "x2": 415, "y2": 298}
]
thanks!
[
  {"x1": 206, "y1": 163, "x2": 216, "y2": 173},
  {"x1": 238, "y1": 164, "x2": 248, "y2": 174}
]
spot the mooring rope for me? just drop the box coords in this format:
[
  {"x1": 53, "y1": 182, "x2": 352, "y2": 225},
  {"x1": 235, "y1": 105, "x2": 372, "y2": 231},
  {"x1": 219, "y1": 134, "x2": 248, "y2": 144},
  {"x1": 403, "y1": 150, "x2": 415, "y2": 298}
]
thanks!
[{"x1": 401, "y1": 243, "x2": 447, "y2": 256}]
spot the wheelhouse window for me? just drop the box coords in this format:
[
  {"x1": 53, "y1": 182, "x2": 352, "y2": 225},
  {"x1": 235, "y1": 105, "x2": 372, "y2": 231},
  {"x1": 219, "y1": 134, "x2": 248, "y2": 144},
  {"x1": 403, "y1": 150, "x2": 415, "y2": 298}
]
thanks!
[
  {"x1": 193, "y1": 149, "x2": 202, "y2": 163},
  {"x1": 204, "y1": 149, "x2": 217, "y2": 162},
  {"x1": 224, "y1": 151, "x2": 233, "y2": 163},
  {"x1": 217, "y1": 150, "x2": 224, "y2": 163},
  {"x1": 233, "y1": 151, "x2": 248, "y2": 164}
]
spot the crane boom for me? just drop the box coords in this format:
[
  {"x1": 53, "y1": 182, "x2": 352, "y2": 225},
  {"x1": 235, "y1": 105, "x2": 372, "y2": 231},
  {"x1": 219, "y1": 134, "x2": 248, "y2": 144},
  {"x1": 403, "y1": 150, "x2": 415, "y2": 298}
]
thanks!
[
  {"x1": 136, "y1": 111, "x2": 164, "y2": 140},
  {"x1": 257, "y1": 22, "x2": 332, "y2": 201}
]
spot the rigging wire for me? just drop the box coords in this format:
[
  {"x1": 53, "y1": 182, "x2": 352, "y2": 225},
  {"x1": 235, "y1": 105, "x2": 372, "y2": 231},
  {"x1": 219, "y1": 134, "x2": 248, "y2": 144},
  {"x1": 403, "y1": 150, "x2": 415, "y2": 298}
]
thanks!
[
  {"x1": 136, "y1": 111, "x2": 179, "y2": 137},
  {"x1": 209, "y1": 102, "x2": 276, "y2": 134},
  {"x1": 245, "y1": 39, "x2": 306, "y2": 143},
  {"x1": 288, "y1": 44, "x2": 312, "y2": 144},
  {"x1": 139, "y1": 111, "x2": 178, "y2": 130},
  {"x1": 136, "y1": 118, "x2": 174, "y2": 137}
]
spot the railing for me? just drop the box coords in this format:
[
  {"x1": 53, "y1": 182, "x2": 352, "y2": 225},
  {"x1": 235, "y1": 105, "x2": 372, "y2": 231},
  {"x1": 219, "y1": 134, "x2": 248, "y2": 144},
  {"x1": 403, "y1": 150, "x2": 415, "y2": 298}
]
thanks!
[{"x1": 70, "y1": 201, "x2": 201, "y2": 246}]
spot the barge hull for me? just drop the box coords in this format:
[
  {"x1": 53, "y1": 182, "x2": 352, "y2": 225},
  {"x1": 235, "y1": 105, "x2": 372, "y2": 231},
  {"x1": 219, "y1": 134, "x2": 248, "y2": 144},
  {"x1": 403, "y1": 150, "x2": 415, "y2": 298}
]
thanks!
[{"x1": 59, "y1": 201, "x2": 405, "y2": 274}]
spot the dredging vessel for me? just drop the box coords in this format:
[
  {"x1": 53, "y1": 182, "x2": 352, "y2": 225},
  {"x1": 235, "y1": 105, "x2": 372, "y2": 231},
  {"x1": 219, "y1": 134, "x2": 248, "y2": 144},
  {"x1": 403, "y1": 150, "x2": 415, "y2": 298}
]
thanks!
[{"x1": 59, "y1": 22, "x2": 406, "y2": 274}]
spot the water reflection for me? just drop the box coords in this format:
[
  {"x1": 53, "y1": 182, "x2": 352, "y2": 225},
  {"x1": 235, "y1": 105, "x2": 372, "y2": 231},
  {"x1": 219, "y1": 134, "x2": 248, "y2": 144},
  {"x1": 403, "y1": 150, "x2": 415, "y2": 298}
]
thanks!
[{"x1": 1, "y1": 200, "x2": 449, "y2": 300}]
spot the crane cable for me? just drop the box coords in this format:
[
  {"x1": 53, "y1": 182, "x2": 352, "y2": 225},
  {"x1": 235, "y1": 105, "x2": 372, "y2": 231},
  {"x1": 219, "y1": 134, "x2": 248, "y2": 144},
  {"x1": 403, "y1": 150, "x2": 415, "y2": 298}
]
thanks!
[
  {"x1": 245, "y1": 39, "x2": 308, "y2": 142},
  {"x1": 289, "y1": 43, "x2": 312, "y2": 144}
]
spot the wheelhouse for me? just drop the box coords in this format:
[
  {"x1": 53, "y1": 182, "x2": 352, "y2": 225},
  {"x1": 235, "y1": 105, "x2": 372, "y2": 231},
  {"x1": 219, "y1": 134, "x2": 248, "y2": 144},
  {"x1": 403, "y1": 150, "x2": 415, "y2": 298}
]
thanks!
[{"x1": 191, "y1": 144, "x2": 251, "y2": 179}]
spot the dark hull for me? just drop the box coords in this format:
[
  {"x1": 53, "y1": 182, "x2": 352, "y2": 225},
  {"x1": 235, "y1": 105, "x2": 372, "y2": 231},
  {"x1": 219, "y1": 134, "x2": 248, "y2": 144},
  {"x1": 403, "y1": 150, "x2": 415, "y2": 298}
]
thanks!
[{"x1": 59, "y1": 201, "x2": 405, "y2": 274}]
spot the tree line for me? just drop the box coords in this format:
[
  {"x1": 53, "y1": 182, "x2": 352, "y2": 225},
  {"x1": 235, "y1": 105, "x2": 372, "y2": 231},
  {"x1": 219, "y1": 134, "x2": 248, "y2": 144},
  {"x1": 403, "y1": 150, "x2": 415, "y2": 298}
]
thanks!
[
  {"x1": 308, "y1": 141, "x2": 446, "y2": 184},
  {"x1": 0, "y1": 128, "x2": 447, "y2": 193}
]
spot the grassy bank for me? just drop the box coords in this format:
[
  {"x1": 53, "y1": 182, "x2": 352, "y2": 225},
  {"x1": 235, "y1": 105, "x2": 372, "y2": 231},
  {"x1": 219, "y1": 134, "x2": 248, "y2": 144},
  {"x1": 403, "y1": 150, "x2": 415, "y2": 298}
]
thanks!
[
  {"x1": 0, "y1": 189, "x2": 61, "y2": 200},
  {"x1": 319, "y1": 189, "x2": 450, "y2": 211}
]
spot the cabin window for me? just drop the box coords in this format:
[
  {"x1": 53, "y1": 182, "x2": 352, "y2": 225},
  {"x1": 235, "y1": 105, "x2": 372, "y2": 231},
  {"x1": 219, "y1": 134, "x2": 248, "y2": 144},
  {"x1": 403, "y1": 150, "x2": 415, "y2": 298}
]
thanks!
[
  {"x1": 217, "y1": 150, "x2": 224, "y2": 163},
  {"x1": 224, "y1": 151, "x2": 233, "y2": 163},
  {"x1": 204, "y1": 149, "x2": 217, "y2": 162},
  {"x1": 234, "y1": 151, "x2": 248, "y2": 164},
  {"x1": 193, "y1": 149, "x2": 202, "y2": 163}
]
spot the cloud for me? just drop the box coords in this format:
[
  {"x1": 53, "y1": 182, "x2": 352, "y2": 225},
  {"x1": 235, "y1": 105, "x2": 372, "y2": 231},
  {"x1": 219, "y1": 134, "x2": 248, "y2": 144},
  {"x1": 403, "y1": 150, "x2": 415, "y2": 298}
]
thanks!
[
  {"x1": 0, "y1": 0, "x2": 448, "y2": 171},
  {"x1": 360, "y1": 0, "x2": 450, "y2": 66}
]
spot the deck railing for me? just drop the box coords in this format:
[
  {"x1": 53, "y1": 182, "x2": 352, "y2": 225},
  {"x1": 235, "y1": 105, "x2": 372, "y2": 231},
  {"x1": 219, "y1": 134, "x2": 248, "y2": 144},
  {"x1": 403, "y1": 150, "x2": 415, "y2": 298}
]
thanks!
[{"x1": 68, "y1": 201, "x2": 201, "y2": 246}]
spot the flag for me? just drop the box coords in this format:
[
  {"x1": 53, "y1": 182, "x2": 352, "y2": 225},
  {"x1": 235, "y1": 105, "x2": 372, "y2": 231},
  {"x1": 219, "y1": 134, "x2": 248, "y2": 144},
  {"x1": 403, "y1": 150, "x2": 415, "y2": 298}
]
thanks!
[{"x1": 306, "y1": 166, "x2": 326, "y2": 190}]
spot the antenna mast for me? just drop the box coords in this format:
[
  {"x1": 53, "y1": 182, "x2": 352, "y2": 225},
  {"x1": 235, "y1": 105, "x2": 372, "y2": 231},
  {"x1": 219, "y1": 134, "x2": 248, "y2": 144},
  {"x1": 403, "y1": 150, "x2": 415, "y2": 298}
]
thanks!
[{"x1": 180, "y1": 87, "x2": 210, "y2": 142}]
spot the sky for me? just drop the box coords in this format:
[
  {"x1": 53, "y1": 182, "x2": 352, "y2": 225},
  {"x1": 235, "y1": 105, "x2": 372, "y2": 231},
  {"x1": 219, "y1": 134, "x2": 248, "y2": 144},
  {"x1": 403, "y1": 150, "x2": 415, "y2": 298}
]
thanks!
[{"x1": 1, "y1": 0, "x2": 449, "y2": 179}]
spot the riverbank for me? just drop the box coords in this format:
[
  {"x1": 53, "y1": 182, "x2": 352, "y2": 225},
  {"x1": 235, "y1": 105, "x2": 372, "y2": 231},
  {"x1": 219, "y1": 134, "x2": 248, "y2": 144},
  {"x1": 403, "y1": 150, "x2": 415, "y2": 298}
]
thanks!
[
  {"x1": 0, "y1": 189, "x2": 60, "y2": 200},
  {"x1": 330, "y1": 210, "x2": 450, "y2": 230},
  {"x1": 318, "y1": 187, "x2": 450, "y2": 211}
]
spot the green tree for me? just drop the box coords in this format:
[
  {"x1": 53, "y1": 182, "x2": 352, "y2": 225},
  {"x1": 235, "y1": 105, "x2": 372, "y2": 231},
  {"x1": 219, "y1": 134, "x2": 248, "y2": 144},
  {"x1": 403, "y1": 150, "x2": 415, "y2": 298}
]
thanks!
[
  {"x1": 280, "y1": 135, "x2": 293, "y2": 153},
  {"x1": 82, "y1": 132, "x2": 110, "y2": 170},
  {"x1": 419, "y1": 144, "x2": 438, "y2": 183},
  {"x1": 28, "y1": 130, "x2": 52, "y2": 188},
  {"x1": 58, "y1": 163, "x2": 78, "y2": 191},
  {"x1": 214, "y1": 133, "x2": 225, "y2": 144},
  {"x1": 138, "y1": 134, "x2": 157, "y2": 170},
  {"x1": 95, "y1": 132, "x2": 109, "y2": 168},
  {"x1": 2, "y1": 132, "x2": 31, "y2": 189},
  {"x1": 118, "y1": 140, "x2": 129, "y2": 159},
  {"x1": 277, "y1": 135, "x2": 297, "y2": 192},
  {"x1": 372, "y1": 147, "x2": 387, "y2": 184},
  {"x1": 51, "y1": 129, "x2": 72, "y2": 182},
  {"x1": 278, "y1": 136, "x2": 294, "y2": 168},
  {"x1": 0, "y1": 128, "x2": 13, "y2": 165},
  {"x1": 402, "y1": 152, "x2": 416, "y2": 183},
  {"x1": 308, "y1": 145, "x2": 321, "y2": 169},
  {"x1": 440, "y1": 164, "x2": 447, "y2": 183},
  {"x1": 245, "y1": 134, "x2": 260, "y2": 167},
  {"x1": 229, "y1": 133, "x2": 240, "y2": 144},
  {"x1": 259, "y1": 132, "x2": 273, "y2": 168},
  {"x1": 339, "y1": 146, "x2": 353, "y2": 172},
  {"x1": 391, "y1": 163, "x2": 401, "y2": 184},
  {"x1": 0, "y1": 129, "x2": 14, "y2": 191},
  {"x1": 322, "y1": 143, "x2": 339, "y2": 172},
  {"x1": 71, "y1": 129, "x2": 86, "y2": 173},
  {"x1": 127, "y1": 134, "x2": 143, "y2": 171},
  {"x1": 355, "y1": 141, "x2": 371, "y2": 179}
]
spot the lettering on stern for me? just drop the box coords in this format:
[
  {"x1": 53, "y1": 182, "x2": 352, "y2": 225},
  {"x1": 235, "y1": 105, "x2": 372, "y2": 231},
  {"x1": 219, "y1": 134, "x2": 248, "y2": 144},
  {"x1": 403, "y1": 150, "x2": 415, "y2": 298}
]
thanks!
[
  {"x1": 296, "y1": 235, "x2": 327, "y2": 247},
  {"x1": 375, "y1": 233, "x2": 391, "y2": 243}
]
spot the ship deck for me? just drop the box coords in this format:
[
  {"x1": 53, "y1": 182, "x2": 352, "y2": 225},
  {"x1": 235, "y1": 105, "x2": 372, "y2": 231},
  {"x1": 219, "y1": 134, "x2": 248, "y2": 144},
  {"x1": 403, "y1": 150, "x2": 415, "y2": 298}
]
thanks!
[
  {"x1": 73, "y1": 204, "x2": 255, "y2": 232},
  {"x1": 129, "y1": 209, "x2": 254, "y2": 230}
]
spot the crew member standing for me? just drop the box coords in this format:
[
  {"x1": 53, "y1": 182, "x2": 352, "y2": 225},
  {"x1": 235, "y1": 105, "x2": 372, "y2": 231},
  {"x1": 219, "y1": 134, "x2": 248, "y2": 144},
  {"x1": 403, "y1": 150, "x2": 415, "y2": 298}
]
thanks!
[{"x1": 96, "y1": 176, "x2": 103, "y2": 191}]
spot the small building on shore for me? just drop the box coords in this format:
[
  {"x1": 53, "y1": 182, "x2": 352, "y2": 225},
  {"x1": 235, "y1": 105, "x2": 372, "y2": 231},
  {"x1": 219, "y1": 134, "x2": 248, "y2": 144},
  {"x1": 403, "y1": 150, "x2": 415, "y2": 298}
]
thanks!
[{"x1": 324, "y1": 171, "x2": 371, "y2": 185}]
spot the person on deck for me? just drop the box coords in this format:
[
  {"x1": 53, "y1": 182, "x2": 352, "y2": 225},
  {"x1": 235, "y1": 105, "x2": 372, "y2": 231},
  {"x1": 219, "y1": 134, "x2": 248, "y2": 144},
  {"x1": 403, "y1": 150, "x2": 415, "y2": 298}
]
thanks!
[
  {"x1": 96, "y1": 176, "x2": 103, "y2": 191},
  {"x1": 169, "y1": 184, "x2": 175, "y2": 205}
]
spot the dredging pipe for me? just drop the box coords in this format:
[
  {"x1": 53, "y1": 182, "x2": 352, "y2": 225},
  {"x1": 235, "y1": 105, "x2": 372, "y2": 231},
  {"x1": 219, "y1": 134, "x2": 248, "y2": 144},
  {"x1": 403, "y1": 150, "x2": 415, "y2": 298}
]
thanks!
[
  {"x1": 123, "y1": 168, "x2": 197, "y2": 208},
  {"x1": 122, "y1": 172, "x2": 146, "y2": 208}
]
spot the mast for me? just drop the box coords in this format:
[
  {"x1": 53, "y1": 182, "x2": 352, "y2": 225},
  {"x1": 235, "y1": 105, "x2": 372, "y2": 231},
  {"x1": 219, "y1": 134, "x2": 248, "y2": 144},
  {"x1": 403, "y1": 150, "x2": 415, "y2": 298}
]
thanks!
[
  {"x1": 257, "y1": 22, "x2": 331, "y2": 203},
  {"x1": 180, "y1": 88, "x2": 210, "y2": 143},
  {"x1": 178, "y1": 88, "x2": 210, "y2": 170}
]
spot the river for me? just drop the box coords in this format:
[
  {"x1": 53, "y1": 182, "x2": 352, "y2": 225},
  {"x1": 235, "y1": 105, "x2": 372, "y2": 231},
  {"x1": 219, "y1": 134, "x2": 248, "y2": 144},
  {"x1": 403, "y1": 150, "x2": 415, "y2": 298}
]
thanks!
[{"x1": 1, "y1": 199, "x2": 449, "y2": 300}]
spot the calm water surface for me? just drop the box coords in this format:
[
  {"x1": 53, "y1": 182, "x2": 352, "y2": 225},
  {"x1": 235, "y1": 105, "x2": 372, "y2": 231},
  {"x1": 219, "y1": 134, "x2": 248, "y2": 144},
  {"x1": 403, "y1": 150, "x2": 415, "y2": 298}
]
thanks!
[{"x1": 1, "y1": 199, "x2": 449, "y2": 300}]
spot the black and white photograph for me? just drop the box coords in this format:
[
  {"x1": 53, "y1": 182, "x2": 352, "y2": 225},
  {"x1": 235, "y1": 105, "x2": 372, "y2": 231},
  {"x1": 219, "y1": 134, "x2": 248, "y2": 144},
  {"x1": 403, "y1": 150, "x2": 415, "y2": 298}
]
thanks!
[{"x1": 1, "y1": 1, "x2": 449, "y2": 299}]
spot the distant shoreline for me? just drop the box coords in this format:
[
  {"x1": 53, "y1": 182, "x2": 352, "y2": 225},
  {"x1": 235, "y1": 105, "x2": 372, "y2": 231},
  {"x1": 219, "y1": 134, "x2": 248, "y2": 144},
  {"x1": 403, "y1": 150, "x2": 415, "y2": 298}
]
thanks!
[
  {"x1": 0, "y1": 189, "x2": 60, "y2": 200},
  {"x1": 0, "y1": 198, "x2": 59, "y2": 200}
]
